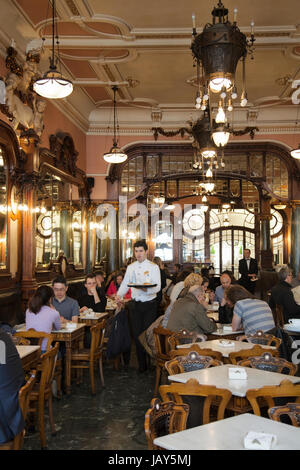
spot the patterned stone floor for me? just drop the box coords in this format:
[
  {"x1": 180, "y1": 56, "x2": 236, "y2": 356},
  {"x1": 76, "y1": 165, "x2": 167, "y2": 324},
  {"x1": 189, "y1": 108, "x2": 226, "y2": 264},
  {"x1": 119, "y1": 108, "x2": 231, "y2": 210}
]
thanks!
[{"x1": 23, "y1": 363, "x2": 155, "y2": 450}]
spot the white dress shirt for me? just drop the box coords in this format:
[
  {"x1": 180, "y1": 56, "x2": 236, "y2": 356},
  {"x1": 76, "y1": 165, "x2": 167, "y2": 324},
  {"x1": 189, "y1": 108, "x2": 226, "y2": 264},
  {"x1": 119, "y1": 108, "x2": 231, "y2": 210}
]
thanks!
[{"x1": 117, "y1": 259, "x2": 161, "y2": 302}]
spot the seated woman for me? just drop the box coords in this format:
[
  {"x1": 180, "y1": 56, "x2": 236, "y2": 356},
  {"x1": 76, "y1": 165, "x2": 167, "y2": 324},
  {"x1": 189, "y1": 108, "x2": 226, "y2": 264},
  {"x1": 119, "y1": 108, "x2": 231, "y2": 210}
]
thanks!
[
  {"x1": 26, "y1": 285, "x2": 62, "y2": 353},
  {"x1": 0, "y1": 329, "x2": 25, "y2": 445},
  {"x1": 224, "y1": 285, "x2": 275, "y2": 335},
  {"x1": 106, "y1": 271, "x2": 131, "y2": 300}
]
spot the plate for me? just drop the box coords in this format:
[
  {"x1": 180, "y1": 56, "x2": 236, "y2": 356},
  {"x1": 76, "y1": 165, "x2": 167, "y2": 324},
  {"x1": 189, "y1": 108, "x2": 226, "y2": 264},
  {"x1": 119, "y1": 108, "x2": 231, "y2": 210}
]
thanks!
[
  {"x1": 219, "y1": 340, "x2": 235, "y2": 347},
  {"x1": 284, "y1": 324, "x2": 300, "y2": 332},
  {"x1": 127, "y1": 284, "x2": 157, "y2": 288}
]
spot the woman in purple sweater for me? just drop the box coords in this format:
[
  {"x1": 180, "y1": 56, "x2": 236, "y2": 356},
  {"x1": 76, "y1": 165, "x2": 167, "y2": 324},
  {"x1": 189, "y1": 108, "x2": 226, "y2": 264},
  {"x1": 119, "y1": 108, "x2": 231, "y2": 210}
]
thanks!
[{"x1": 26, "y1": 285, "x2": 61, "y2": 353}]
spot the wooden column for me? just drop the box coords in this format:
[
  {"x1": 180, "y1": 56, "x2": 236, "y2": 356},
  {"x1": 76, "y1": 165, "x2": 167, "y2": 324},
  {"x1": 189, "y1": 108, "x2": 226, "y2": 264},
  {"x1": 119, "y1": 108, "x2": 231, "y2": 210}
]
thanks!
[
  {"x1": 291, "y1": 204, "x2": 300, "y2": 275},
  {"x1": 259, "y1": 195, "x2": 273, "y2": 269}
]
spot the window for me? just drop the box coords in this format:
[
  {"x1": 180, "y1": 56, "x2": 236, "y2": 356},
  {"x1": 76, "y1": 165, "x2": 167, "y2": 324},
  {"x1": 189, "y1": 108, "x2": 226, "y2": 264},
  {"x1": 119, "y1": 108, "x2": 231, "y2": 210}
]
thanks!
[{"x1": 154, "y1": 221, "x2": 173, "y2": 261}]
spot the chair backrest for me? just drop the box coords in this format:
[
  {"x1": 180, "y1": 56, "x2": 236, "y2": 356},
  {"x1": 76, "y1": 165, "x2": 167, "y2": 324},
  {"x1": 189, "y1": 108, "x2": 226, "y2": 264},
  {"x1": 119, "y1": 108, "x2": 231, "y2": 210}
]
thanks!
[
  {"x1": 153, "y1": 326, "x2": 173, "y2": 362},
  {"x1": 169, "y1": 344, "x2": 223, "y2": 362},
  {"x1": 89, "y1": 320, "x2": 106, "y2": 359},
  {"x1": 12, "y1": 371, "x2": 37, "y2": 450},
  {"x1": 246, "y1": 379, "x2": 300, "y2": 416},
  {"x1": 159, "y1": 378, "x2": 232, "y2": 424},
  {"x1": 268, "y1": 402, "x2": 300, "y2": 426},
  {"x1": 168, "y1": 329, "x2": 207, "y2": 351},
  {"x1": 144, "y1": 398, "x2": 189, "y2": 450},
  {"x1": 238, "y1": 352, "x2": 297, "y2": 375},
  {"x1": 272, "y1": 304, "x2": 284, "y2": 328},
  {"x1": 165, "y1": 351, "x2": 223, "y2": 375},
  {"x1": 14, "y1": 329, "x2": 54, "y2": 352},
  {"x1": 39, "y1": 343, "x2": 59, "y2": 392},
  {"x1": 229, "y1": 344, "x2": 279, "y2": 364},
  {"x1": 245, "y1": 330, "x2": 281, "y2": 348}
]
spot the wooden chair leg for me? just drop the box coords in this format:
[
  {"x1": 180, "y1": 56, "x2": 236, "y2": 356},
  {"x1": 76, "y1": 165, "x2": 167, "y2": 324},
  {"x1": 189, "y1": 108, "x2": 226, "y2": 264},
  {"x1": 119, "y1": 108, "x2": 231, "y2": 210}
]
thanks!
[
  {"x1": 89, "y1": 361, "x2": 95, "y2": 395},
  {"x1": 48, "y1": 394, "x2": 56, "y2": 436},
  {"x1": 154, "y1": 365, "x2": 161, "y2": 397},
  {"x1": 99, "y1": 355, "x2": 105, "y2": 387},
  {"x1": 38, "y1": 396, "x2": 47, "y2": 449}
]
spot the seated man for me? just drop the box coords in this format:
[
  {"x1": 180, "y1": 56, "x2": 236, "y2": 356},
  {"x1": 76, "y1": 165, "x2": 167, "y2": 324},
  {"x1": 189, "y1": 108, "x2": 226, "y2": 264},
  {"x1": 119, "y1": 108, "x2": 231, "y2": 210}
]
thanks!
[
  {"x1": 78, "y1": 274, "x2": 107, "y2": 312},
  {"x1": 95, "y1": 271, "x2": 107, "y2": 299},
  {"x1": 0, "y1": 329, "x2": 25, "y2": 445},
  {"x1": 269, "y1": 267, "x2": 300, "y2": 323},
  {"x1": 215, "y1": 272, "x2": 234, "y2": 324},
  {"x1": 52, "y1": 276, "x2": 80, "y2": 323},
  {"x1": 167, "y1": 284, "x2": 217, "y2": 335}
]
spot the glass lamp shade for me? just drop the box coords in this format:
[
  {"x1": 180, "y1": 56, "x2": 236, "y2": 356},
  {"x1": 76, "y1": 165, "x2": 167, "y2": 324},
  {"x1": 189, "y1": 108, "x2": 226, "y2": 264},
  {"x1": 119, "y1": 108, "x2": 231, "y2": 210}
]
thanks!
[
  {"x1": 33, "y1": 70, "x2": 73, "y2": 99},
  {"x1": 273, "y1": 204, "x2": 286, "y2": 210},
  {"x1": 153, "y1": 195, "x2": 165, "y2": 205},
  {"x1": 103, "y1": 145, "x2": 128, "y2": 164},
  {"x1": 209, "y1": 77, "x2": 232, "y2": 93},
  {"x1": 201, "y1": 182, "x2": 215, "y2": 192},
  {"x1": 290, "y1": 146, "x2": 300, "y2": 159},
  {"x1": 201, "y1": 148, "x2": 217, "y2": 159},
  {"x1": 212, "y1": 130, "x2": 230, "y2": 147}
]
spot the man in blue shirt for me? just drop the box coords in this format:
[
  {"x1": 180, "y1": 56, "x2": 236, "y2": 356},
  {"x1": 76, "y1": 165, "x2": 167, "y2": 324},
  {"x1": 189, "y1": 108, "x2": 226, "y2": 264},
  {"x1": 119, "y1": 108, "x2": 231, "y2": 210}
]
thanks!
[{"x1": 52, "y1": 276, "x2": 80, "y2": 322}]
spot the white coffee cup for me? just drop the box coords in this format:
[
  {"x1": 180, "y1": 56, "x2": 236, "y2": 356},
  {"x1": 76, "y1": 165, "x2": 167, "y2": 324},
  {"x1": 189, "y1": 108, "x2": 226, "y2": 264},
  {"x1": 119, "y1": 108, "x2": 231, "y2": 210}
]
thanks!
[{"x1": 289, "y1": 318, "x2": 300, "y2": 326}]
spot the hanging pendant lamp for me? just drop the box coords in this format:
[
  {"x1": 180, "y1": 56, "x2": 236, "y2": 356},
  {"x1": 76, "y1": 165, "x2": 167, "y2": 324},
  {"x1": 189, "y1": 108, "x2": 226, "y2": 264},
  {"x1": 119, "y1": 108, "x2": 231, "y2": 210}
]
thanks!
[
  {"x1": 103, "y1": 86, "x2": 128, "y2": 164},
  {"x1": 33, "y1": 0, "x2": 73, "y2": 99}
]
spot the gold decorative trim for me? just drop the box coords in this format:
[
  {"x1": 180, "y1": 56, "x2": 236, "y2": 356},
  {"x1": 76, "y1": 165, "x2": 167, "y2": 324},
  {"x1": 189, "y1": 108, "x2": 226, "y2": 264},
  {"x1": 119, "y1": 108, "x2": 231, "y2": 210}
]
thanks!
[{"x1": 65, "y1": 0, "x2": 80, "y2": 16}]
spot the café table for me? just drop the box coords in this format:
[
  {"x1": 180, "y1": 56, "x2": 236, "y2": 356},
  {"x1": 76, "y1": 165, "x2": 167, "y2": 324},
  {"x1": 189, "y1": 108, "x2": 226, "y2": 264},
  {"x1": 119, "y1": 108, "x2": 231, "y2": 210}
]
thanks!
[
  {"x1": 16, "y1": 345, "x2": 40, "y2": 371},
  {"x1": 207, "y1": 326, "x2": 244, "y2": 341},
  {"x1": 153, "y1": 413, "x2": 300, "y2": 450},
  {"x1": 168, "y1": 364, "x2": 300, "y2": 414},
  {"x1": 15, "y1": 323, "x2": 85, "y2": 394},
  {"x1": 177, "y1": 339, "x2": 276, "y2": 360},
  {"x1": 79, "y1": 311, "x2": 108, "y2": 327}
]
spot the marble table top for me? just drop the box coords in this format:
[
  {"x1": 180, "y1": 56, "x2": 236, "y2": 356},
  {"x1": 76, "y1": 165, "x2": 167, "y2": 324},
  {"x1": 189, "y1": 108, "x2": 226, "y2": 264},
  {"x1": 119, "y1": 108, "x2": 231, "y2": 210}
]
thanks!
[
  {"x1": 16, "y1": 345, "x2": 40, "y2": 359},
  {"x1": 153, "y1": 413, "x2": 300, "y2": 450},
  {"x1": 177, "y1": 339, "x2": 276, "y2": 357},
  {"x1": 168, "y1": 364, "x2": 300, "y2": 398}
]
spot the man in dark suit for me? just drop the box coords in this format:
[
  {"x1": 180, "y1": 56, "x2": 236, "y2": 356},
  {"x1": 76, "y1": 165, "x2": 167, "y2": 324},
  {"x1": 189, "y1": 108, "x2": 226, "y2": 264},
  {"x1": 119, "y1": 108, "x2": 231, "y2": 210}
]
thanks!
[{"x1": 238, "y1": 249, "x2": 258, "y2": 294}]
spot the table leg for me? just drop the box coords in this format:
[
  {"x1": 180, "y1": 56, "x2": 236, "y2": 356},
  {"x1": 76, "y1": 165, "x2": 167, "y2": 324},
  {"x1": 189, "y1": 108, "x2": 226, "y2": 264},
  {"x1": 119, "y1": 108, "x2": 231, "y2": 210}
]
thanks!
[{"x1": 65, "y1": 340, "x2": 72, "y2": 394}]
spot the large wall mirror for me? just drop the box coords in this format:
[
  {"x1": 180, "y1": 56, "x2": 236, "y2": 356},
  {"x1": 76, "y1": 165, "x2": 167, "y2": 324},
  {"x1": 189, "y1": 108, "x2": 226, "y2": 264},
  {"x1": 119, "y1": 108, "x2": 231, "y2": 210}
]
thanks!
[
  {"x1": 35, "y1": 171, "x2": 83, "y2": 271},
  {"x1": 0, "y1": 146, "x2": 7, "y2": 269}
]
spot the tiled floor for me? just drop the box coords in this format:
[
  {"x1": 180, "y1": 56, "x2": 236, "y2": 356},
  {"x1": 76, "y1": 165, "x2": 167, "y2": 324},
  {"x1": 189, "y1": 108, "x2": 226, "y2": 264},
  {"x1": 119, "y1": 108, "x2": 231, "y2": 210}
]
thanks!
[{"x1": 24, "y1": 363, "x2": 155, "y2": 450}]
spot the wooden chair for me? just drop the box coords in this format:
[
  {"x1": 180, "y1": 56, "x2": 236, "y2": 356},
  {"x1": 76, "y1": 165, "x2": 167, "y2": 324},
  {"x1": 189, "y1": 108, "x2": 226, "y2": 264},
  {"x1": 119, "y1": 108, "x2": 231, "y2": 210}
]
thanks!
[
  {"x1": 272, "y1": 304, "x2": 284, "y2": 328},
  {"x1": 28, "y1": 343, "x2": 59, "y2": 449},
  {"x1": 229, "y1": 344, "x2": 279, "y2": 365},
  {"x1": 243, "y1": 330, "x2": 281, "y2": 349},
  {"x1": 14, "y1": 329, "x2": 54, "y2": 352},
  {"x1": 14, "y1": 329, "x2": 62, "y2": 398},
  {"x1": 169, "y1": 344, "x2": 223, "y2": 362},
  {"x1": 0, "y1": 371, "x2": 37, "y2": 450},
  {"x1": 165, "y1": 350, "x2": 222, "y2": 375},
  {"x1": 144, "y1": 398, "x2": 189, "y2": 450},
  {"x1": 246, "y1": 379, "x2": 300, "y2": 416},
  {"x1": 71, "y1": 319, "x2": 106, "y2": 394},
  {"x1": 168, "y1": 329, "x2": 207, "y2": 351},
  {"x1": 268, "y1": 402, "x2": 300, "y2": 426},
  {"x1": 159, "y1": 379, "x2": 232, "y2": 425},
  {"x1": 238, "y1": 352, "x2": 297, "y2": 375},
  {"x1": 153, "y1": 326, "x2": 173, "y2": 397}
]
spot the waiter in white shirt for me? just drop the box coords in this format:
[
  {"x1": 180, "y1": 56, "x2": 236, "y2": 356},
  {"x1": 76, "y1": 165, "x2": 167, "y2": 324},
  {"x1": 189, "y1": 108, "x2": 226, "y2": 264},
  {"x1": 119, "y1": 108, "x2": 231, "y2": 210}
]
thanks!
[{"x1": 116, "y1": 240, "x2": 161, "y2": 373}]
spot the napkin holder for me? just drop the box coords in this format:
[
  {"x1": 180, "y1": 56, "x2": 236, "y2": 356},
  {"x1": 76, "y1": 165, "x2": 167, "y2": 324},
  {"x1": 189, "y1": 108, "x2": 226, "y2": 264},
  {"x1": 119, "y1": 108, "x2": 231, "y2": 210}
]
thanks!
[
  {"x1": 244, "y1": 431, "x2": 277, "y2": 450},
  {"x1": 228, "y1": 367, "x2": 247, "y2": 380}
]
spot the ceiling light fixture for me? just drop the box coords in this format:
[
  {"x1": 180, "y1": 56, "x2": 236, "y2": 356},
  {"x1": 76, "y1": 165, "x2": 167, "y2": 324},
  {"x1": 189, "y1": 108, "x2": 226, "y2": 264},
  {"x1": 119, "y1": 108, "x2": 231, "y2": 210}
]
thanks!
[
  {"x1": 103, "y1": 86, "x2": 128, "y2": 164},
  {"x1": 33, "y1": 0, "x2": 73, "y2": 99},
  {"x1": 191, "y1": 1, "x2": 255, "y2": 111}
]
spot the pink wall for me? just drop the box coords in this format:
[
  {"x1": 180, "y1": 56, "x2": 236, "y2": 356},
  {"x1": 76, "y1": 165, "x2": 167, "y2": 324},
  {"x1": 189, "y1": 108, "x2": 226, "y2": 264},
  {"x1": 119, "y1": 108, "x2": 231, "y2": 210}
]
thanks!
[{"x1": 41, "y1": 102, "x2": 86, "y2": 171}]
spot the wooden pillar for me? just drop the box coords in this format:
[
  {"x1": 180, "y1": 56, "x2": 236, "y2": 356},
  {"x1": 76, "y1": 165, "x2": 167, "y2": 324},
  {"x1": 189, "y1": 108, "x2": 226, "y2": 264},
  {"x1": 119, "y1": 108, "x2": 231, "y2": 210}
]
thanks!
[
  {"x1": 260, "y1": 195, "x2": 273, "y2": 269},
  {"x1": 291, "y1": 204, "x2": 300, "y2": 275}
]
